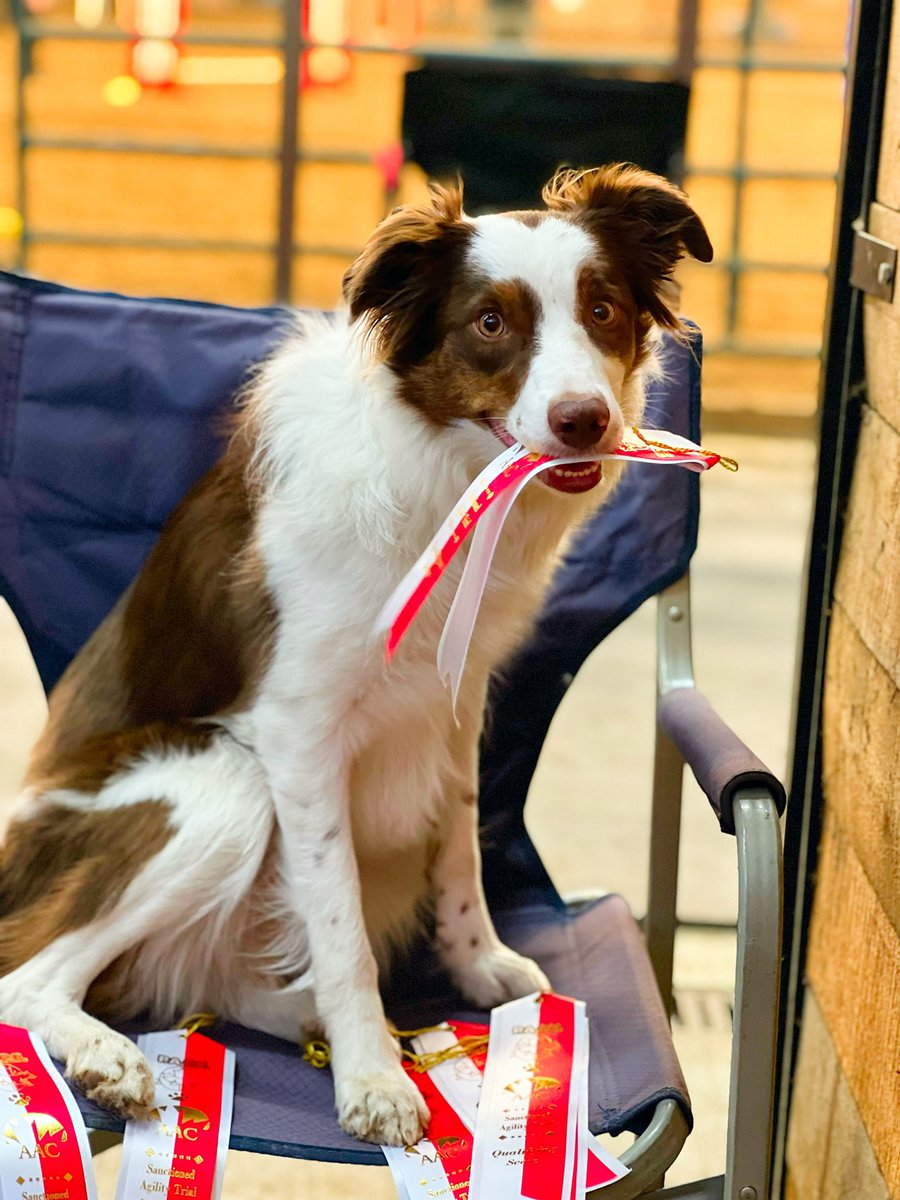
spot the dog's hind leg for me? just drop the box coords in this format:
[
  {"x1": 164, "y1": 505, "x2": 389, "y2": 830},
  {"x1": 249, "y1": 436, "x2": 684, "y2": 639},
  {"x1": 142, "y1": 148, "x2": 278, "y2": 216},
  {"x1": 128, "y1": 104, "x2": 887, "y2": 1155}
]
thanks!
[{"x1": 0, "y1": 728, "x2": 275, "y2": 1117}]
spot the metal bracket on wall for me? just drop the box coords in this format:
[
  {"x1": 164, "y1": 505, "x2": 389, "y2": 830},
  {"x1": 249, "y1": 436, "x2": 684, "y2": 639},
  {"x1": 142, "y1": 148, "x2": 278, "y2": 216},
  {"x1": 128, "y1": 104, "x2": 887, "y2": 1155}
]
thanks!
[{"x1": 849, "y1": 221, "x2": 897, "y2": 301}]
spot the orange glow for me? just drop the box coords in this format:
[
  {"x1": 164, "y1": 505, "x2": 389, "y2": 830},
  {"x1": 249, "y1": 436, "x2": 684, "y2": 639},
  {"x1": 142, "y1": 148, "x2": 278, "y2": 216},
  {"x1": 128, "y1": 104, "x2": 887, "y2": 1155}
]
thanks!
[
  {"x1": 175, "y1": 55, "x2": 285, "y2": 85},
  {"x1": 307, "y1": 46, "x2": 351, "y2": 85}
]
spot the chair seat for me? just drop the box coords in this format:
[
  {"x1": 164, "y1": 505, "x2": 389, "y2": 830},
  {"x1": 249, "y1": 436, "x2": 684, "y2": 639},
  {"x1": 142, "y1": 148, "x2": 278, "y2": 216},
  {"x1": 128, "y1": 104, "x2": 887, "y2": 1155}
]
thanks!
[{"x1": 70, "y1": 895, "x2": 691, "y2": 1164}]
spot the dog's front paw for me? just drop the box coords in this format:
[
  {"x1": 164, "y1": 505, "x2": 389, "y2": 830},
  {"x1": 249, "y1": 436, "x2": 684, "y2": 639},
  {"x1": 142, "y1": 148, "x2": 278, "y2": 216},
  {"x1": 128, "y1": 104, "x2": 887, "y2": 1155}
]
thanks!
[
  {"x1": 336, "y1": 1067, "x2": 429, "y2": 1146},
  {"x1": 67, "y1": 1030, "x2": 155, "y2": 1119},
  {"x1": 452, "y1": 945, "x2": 551, "y2": 1009}
]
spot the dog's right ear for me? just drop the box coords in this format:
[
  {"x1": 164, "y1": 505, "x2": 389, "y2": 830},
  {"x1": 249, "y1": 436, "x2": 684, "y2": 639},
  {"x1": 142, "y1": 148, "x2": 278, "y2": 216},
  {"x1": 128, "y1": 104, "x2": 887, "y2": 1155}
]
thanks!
[{"x1": 343, "y1": 183, "x2": 469, "y2": 368}]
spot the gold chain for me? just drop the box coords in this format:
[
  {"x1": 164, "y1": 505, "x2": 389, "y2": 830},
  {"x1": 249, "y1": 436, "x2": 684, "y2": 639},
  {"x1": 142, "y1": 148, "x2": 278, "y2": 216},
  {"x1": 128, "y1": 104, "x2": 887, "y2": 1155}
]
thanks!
[{"x1": 630, "y1": 426, "x2": 739, "y2": 472}]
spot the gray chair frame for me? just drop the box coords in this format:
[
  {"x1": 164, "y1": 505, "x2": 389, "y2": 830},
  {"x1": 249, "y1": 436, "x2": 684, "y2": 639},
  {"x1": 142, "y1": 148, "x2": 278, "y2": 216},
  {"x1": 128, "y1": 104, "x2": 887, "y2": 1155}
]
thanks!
[
  {"x1": 597, "y1": 571, "x2": 783, "y2": 1200},
  {"x1": 87, "y1": 571, "x2": 782, "y2": 1200}
]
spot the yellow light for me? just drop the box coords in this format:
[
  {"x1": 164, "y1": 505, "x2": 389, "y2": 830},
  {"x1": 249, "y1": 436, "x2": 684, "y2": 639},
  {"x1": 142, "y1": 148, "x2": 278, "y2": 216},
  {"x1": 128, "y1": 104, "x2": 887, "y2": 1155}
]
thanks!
[
  {"x1": 549, "y1": 0, "x2": 585, "y2": 11},
  {"x1": 102, "y1": 74, "x2": 143, "y2": 106},
  {"x1": 307, "y1": 46, "x2": 350, "y2": 85},
  {"x1": 0, "y1": 207, "x2": 24, "y2": 240},
  {"x1": 175, "y1": 54, "x2": 285, "y2": 86}
]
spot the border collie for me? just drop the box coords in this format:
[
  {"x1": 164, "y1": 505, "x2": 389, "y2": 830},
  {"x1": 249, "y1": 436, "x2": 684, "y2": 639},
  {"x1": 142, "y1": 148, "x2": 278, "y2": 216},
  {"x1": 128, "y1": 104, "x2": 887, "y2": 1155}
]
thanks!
[{"x1": 0, "y1": 165, "x2": 711, "y2": 1146}]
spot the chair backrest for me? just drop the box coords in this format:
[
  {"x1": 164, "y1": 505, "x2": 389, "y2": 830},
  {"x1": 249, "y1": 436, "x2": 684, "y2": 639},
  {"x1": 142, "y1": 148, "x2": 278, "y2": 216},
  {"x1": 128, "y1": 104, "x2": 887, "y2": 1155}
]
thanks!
[
  {"x1": 402, "y1": 63, "x2": 691, "y2": 213},
  {"x1": 0, "y1": 270, "x2": 701, "y2": 907}
]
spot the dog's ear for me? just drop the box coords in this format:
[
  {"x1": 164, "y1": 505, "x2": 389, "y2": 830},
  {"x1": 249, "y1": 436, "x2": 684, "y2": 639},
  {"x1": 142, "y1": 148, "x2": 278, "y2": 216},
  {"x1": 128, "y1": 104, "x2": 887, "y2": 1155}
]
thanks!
[
  {"x1": 342, "y1": 182, "x2": 469, "y2": 366},
  {"x1": 543, "y1": 164, "x2": 712, "y2": 328}
]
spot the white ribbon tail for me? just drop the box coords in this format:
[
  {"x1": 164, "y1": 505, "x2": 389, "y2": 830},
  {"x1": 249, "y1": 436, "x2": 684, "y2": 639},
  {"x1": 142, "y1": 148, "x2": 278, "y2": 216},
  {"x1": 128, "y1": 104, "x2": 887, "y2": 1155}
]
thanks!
[
  {"x1": 372, "y1": 441, "x2": 524, "y2": 637},
  {"x1": 436, "y1": 454, "x2": 614, "y2": 704}
]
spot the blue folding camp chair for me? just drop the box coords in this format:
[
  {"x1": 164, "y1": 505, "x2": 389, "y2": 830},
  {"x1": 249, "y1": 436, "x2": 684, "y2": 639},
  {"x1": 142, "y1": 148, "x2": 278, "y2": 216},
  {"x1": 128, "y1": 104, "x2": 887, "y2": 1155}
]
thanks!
[{"x1": 0, "y1": 270, "x2": 785, "y2": 1200}]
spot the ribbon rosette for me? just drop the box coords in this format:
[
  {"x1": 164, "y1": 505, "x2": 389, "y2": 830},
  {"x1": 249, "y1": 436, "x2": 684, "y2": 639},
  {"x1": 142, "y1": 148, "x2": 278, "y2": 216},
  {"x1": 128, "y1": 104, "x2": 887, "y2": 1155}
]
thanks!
[{"x1": 374, "y1": 429, "x2": 736, "y2": 704}]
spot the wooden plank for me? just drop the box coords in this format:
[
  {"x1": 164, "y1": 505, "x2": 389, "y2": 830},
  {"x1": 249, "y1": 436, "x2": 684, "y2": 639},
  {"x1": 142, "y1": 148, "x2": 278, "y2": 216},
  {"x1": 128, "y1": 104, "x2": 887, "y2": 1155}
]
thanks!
[
  {"x1": 823, "y1": 605, "x2": 900, "y2": 935},
  {"x1": 785, "y1": 989, "x2": 838, "y2": 1200},
  {"x1": 876, "y1": 6, "x2": 900, "y2": 212},
  {"x1": 806, "y1": 816, "x2": 900, "y2": 1195},
  {"x1": 832, "y1": 405, "x2": 900, "y2": 687},
  {"x1": 865, "y1": 203, "x2": 900, "y2": 434},
  {"x1": 786, "y1": 989, "x2": 891, "y2": 1200},
  {"x1": 822, "y1": 1062, "x2": 892, "y2": 1200}
]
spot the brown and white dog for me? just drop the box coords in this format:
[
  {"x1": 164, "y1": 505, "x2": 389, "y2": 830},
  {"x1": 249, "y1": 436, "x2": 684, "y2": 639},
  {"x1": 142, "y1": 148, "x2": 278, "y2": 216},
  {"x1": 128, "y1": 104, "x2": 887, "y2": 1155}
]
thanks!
[{"x1": 0, "y1": 165, "x2": 711, "y2": 1146}]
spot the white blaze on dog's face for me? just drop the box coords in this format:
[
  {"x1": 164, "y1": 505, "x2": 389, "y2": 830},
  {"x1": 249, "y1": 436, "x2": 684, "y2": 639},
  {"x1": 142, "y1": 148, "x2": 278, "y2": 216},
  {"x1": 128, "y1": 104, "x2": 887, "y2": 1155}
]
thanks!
[
  {"x1": 465, "y1": 214, "x2": 626, "y2": 466},
  {"x1": 343, "y1": 164, "x2": 713, "y2": 495}
]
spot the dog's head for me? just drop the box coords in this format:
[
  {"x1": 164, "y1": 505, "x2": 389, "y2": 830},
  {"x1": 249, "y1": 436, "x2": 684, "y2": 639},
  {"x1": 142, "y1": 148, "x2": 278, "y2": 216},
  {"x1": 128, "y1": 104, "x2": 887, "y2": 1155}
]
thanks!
[{"x1": 343, "y1": 164, "x2": 712, "y2": 496}]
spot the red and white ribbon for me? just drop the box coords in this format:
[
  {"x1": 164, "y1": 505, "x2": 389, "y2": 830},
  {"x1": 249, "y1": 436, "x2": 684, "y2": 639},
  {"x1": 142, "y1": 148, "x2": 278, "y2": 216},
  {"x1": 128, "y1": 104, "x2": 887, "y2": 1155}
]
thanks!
[
  {"x1": 382, "y1": 1066, "x2": 474, "y2": 1200},
  {"x1": 413, "y1": 1019, "x2": 626, "y2": 1192},
  {"x1": 384, "y1": 1003, "x2": 627, "y2": 1199},
  {"x1": 115, "y1": 1032, "x2": 234, "y2": 1200},
  {"x1": 469, "y1": 993, "x2": 583, "y2": 1200},
  {"x1": 0, "y1": 1024, "x2": 98, "y2": 1200},
  {"x1": 375, "y1": 431, "x2": 730, "y2": 693}
]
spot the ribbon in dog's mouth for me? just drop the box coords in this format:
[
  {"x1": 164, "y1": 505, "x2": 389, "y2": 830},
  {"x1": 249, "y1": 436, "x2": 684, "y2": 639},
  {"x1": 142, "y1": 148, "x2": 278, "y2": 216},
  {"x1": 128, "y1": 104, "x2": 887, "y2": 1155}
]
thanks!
[
  {"x1": 374, "y1": 429, "x2": 737, "y2": 705},
  {"x1": 484, "y1": 417, "x2": 604, "y2": 495}
]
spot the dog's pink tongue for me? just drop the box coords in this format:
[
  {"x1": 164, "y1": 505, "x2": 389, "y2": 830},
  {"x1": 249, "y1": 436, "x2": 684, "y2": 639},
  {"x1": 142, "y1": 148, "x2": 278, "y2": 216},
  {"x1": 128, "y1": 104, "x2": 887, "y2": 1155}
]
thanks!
[{"x1": 541, "y1": 462, "x2": 603, "y2": 494}]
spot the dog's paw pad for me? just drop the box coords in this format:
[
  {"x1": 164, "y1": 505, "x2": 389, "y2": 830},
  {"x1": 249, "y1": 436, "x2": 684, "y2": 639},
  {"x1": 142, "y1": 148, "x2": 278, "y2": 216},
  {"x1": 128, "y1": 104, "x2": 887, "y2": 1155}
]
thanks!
[
  {"x1": 337, "y1": 1069, "x2": 429, "y2": 1147},
  {"x1": 67, "y1": 1032, "x2": 155, "y2": 1118},
  {"x1": 452, "y1": 946, "x2": 551, "y2": 1009}
]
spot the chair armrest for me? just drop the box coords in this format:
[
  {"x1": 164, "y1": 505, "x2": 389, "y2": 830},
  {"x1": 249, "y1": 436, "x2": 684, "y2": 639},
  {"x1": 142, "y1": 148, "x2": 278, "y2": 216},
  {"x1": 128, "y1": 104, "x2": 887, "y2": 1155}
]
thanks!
[{"x1": 656, "y1": 687, "x2": 786, "y2": 835}]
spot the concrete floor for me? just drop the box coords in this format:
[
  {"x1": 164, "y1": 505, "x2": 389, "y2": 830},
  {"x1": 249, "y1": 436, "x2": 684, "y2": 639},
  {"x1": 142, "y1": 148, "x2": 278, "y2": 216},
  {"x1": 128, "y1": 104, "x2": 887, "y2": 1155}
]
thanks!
[{"x1": 0, "y1": 432, "x2": 816, "y2": 1193}]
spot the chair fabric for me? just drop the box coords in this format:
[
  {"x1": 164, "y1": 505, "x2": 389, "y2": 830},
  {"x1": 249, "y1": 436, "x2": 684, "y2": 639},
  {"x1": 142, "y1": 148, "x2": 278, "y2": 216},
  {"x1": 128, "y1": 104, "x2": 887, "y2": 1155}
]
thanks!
[
  {"x1": 402, "y1": 63, "x2": 690, "y2": 213},
  {"x1": 0, "y1": 270, "x2": 701, "y2": 1157},
  {"x1": 73, "y1": 896, "x2": 690, "y2": 1161}
]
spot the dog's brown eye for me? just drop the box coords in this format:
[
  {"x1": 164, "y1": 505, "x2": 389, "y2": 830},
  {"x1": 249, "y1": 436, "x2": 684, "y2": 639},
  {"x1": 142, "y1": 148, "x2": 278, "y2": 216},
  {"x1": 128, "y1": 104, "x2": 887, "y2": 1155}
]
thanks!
[
  {"x1": 592, "y1": 301, "x2": 617, "y2": 326},
  {"x1": 476, "y1": 310, "x2": 506, "y2": 338}
]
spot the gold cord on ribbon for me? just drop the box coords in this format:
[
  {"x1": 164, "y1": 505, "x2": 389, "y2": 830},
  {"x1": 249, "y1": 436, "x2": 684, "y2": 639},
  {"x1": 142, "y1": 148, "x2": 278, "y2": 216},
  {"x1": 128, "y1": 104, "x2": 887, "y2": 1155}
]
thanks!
[
  {"x1": 629, "y1": 426, "x2": 739, "y2": 472},
  {"x1": 300, "y1": 1023, "x2": 489, "y2": 1073},
  {"x1": 401, "y1": 1034, "x2": 490, "y2": 1074},
  {"x1": 177, "y1": 1012, "x2": 218, "y2": 1038}
]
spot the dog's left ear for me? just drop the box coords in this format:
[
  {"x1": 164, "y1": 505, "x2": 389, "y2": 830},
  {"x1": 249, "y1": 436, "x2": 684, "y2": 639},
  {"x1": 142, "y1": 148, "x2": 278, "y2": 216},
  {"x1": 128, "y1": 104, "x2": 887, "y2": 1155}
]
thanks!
[
  {"x1": 543, "y1": 164, "x2": 712, "y2": 328},
  {"x1": 343, "y1": 182, "x2": 468, "y2": 367}
]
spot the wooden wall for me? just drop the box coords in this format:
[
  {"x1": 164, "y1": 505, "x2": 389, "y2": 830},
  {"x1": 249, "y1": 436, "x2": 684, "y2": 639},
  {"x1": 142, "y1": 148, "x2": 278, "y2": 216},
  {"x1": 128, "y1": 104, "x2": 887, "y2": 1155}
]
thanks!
[{"x1": 785, "y1": 8, "x2": 900, "y2": 1198}]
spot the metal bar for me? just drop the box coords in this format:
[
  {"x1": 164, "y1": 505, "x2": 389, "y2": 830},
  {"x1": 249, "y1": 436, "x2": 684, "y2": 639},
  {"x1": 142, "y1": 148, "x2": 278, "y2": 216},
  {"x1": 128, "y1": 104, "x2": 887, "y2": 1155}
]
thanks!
[
  {"x1": 725, "y1": 0, "x2": 759, "y2": 343},
  {"x1": 588, "y1": 1101, "x2": 690, "y2": 1198},
  {"x1": 19, "y1": 230, "x2": 359, "y2": 257},
  {"x1": 14, "y1": 18, "x2": 849, "y2": 74},
  {"x1": 698, "y1": 55, "x2": 847, "y2": 72},
  {"x1": 646, "y1": 729, "x2": 684, "y2": 1019},
  {"x1": 17, "y1": 21, "x2": 284, "y2": 46},
  {"x1": 674, "y1": 0, "x2": 700, "y2": 85},
  {"x1": 687, "y1": 165, "x2": 838, "y2": 182},
  {"x1": 725, "y1": 789, "x2": 782, "y2": 1200},
  {"x1": 705, "y1": 258, "x2": 829, "y2": 273},
  {"x1": 13, "y1": 0, "x2": 28, "y2": 271},
  {"x1": 23, "y1": 135, "x2": 372, "y2": 166},
  {"x1": 701, "y1": 338, "x2": 821, "y2": 357},
  {"x1": 645, "y1": 575, "x2": 695, "y2": 1018},
  {"x1": 275, "y1": 0, "x2": 302, "y2": 303}
]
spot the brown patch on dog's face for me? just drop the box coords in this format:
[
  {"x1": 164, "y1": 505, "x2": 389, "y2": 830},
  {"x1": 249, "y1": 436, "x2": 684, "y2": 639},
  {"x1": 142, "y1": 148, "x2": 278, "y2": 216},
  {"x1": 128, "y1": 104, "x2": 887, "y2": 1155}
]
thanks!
[
  {"x1": 397, "y1": 276, "x2": 541, "y2": 426},
  {"x1": 543, "y1": 163, "x2": 713, "y2": 331},
  {"x1": 575, "y1": 264, "x2": 646, "y2": 374},
  {"x1": 343, "y1": 182, "x2": 473, "y2": 372}
]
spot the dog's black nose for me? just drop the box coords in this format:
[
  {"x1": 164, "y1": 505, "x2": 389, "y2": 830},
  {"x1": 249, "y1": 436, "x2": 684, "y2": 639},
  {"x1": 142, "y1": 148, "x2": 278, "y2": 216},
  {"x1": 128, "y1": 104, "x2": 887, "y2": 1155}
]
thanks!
[{"x1": 548, "y1": 397, "x2": 610, "y2": 451}]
